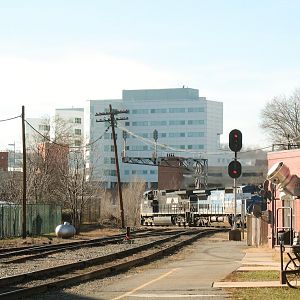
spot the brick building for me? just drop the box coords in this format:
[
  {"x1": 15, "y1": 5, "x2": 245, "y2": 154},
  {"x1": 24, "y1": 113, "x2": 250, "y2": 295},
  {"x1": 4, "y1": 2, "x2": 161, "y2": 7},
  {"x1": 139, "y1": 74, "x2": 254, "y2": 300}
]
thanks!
[
  {"x1": 0, "y1": 152, "x2": 8, "y2": 172},
  {"x1": 267, "y1": 149, "x2": 300, "y2": 247}
]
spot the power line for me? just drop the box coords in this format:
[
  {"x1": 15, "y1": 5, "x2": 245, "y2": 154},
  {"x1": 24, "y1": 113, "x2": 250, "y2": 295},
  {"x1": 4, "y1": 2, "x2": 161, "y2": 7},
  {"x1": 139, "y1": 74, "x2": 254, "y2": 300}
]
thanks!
[
  {"x1": 25, "y1": 120, "x2": 110, "y2": 149},
  {"x1": 0, "y1": 114, "x2": 21, "y2": 122}
]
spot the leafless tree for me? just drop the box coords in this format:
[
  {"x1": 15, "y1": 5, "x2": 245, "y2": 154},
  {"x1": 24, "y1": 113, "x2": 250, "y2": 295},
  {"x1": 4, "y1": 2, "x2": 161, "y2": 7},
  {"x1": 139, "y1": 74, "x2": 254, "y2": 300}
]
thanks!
[
  {"x1": 260, "y1": 89, "x2": 300, "y2": 146},
  {"x1": 122, "y1": 179, "x2": 146, "y2": 227},
  {"x1": 0, "y1": 171, "x2": 22, "y2": 203},
  {"x1": 24, "y1": 115, "x2": 105, "y2": 232}
]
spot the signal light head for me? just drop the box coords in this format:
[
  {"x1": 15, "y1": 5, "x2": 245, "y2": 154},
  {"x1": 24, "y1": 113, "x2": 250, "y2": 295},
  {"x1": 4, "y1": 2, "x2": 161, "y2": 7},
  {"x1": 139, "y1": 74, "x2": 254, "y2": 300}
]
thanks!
[
  {"x1": 228, "y1": 160, "x2": 242, "y2": 179},
  {"x1": 229, "y1": 129, "x2": 242, "y2": 152}
]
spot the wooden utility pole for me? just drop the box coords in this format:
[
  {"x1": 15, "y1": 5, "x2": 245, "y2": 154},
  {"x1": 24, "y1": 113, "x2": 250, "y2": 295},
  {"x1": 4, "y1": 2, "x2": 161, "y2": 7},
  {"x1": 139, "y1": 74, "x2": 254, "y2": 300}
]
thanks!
[
  {"x1": 95, "y1": 105, "x2": 128, "y2": 228},
  {"x1": 21, "y1": 105, "x2": 27, "y2": 238}
]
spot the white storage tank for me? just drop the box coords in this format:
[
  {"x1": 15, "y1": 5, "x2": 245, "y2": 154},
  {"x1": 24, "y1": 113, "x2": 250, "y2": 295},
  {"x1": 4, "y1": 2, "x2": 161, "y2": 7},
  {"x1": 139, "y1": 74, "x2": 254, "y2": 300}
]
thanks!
[{"x1": 55, "y1": 222, "x2": 76, "y2": 238}]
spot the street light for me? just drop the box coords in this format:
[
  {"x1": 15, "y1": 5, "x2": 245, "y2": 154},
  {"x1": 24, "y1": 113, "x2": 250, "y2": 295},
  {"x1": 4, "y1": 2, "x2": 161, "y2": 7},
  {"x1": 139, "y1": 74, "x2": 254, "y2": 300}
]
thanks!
[{"x1": 8, "y1": 142, "x2": 16, "y2": 171}]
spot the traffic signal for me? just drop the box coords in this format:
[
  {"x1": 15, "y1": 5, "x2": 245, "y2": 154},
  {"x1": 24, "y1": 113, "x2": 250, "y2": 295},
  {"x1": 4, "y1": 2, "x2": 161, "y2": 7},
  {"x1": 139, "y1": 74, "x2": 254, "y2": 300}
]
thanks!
[
  {"x1": 228, "y1": 160, "x2": 242, "y2": 178},
  {"x1": 229, "y1": 129, "x2": 242, "y2": 152}
]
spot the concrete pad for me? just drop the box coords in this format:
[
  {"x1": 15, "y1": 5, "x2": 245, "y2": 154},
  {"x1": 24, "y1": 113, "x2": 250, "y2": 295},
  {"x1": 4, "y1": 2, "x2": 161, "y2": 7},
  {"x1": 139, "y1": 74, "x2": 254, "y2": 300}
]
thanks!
[
  {"x1": 213, "y1": 281, "x2": 287, "y2": 288},
  {"x1": 241, "y1": 262, "x2": 280, "y2": 266},
  {"x1": 238, "y1": 266, "x2": 279, "y2": 271}
]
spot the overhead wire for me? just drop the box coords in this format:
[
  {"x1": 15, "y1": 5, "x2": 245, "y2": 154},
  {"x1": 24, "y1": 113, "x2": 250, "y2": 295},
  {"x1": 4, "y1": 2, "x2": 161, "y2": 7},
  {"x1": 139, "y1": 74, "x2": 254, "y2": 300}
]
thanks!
[
  {"x1": 25, "y1": 119, "x2": 110, "y2": 149},
  {"x1": 0, "y1": 115, "x2": 21, "y2": 122},
  {"x1": 117, "y1": 122, "x2": 276, "y2": 156}
]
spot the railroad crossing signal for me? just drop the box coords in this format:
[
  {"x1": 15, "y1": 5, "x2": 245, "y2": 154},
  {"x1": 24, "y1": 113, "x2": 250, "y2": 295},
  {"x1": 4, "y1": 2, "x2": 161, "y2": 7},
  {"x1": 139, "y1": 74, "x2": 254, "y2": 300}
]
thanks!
[
  {"x1": 229, "y1": 129, "x2": 242, "y2": 152},
  {"x1": 228, "y1": 160, "x2": 242, "y2": 179}
]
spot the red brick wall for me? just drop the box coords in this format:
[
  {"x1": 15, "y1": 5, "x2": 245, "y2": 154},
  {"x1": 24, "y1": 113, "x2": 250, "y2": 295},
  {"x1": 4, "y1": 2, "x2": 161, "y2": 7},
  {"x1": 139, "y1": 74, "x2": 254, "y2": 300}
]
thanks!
[
  {"x1": 267, "y1": 149, "x2": 300, "y2": 246},
  {"x1": 0, "y1": 152, "x2": 8, "y2": 171}
]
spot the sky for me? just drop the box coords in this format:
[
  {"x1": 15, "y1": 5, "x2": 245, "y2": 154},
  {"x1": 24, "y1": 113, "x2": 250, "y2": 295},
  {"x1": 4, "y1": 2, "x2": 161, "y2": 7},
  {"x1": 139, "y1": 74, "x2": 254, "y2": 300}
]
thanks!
[{"x1": 0, "y1": 0, "x2": 300, "y2": 151}]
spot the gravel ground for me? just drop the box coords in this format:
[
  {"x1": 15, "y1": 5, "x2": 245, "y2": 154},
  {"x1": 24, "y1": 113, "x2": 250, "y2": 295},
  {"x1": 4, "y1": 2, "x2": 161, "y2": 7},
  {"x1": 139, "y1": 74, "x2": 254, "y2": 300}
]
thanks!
[{"x1": 0, "y1": 236, "x2": 166, "y2": 278}]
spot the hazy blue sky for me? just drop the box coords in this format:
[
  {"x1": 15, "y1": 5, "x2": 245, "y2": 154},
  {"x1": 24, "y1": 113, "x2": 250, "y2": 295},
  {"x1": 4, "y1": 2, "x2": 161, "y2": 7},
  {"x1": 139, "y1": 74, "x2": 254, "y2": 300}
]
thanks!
[{"x1": 0, "y1": 0, "x2": 300, "y2": 150}]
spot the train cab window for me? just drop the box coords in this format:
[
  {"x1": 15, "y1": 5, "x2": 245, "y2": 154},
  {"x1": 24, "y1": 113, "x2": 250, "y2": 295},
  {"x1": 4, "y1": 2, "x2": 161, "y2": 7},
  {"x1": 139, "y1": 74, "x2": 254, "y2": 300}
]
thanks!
[{"x1": 152, "y1": 200, "x2": 159, "y2": 213}]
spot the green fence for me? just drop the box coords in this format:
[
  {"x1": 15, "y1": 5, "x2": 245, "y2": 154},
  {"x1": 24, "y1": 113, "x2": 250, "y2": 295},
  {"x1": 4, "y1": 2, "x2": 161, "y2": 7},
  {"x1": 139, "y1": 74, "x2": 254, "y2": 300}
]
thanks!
[{"x1": 0, "y1": 204, "x2": 62, "y2": 238}]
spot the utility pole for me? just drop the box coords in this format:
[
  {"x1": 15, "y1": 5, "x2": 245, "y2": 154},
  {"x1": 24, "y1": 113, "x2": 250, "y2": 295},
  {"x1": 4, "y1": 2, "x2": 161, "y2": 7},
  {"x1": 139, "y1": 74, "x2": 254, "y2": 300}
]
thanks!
[
  {"x1": 95, "y1": 105, "x2": 128, "y2": 228},
  {"x1": 21, "y1": 106, "x2": 27, "y2": 239}
]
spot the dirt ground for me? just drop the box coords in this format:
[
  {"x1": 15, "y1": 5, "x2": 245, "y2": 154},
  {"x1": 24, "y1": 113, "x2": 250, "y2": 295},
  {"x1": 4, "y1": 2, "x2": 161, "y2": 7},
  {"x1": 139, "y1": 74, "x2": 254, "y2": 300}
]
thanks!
[{"x1": 0, "y1": 224, "x2": 123, "y2": 248}]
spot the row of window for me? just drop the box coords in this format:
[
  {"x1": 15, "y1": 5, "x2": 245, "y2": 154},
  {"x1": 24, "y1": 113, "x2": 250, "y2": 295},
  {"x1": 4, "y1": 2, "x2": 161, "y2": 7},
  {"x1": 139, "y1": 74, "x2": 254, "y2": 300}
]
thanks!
[
  {"x1": 104, "y1": 144, "x2": 204, "y2": 152},
  {"x1": 103, "y1": 169, "x2": 158, "y2": 176},
  {"x1": 104, "y1": 131, "x2": 204, "y2": 142},
  {"x1": 208, "y1": 172, "x2": 264, "y2": 177},
  {"x1": 126, "y1": 120, "x2": 205, "y2": 127},
  {"x1": 130, "y1": 107, "x2": 204, "y2": 114}
]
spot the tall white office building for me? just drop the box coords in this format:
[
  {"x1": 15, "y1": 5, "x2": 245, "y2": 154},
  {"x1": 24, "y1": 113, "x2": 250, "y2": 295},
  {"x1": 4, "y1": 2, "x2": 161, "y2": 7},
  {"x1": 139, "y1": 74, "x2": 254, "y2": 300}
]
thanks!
[{"x1": 86, "y1": 88, "x2": 223, "y2": 188}]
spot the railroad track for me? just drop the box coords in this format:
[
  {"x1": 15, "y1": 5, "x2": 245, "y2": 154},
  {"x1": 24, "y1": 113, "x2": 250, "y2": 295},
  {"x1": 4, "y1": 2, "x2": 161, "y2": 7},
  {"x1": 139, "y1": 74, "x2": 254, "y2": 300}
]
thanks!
[
  {"x1": 0, "y1": 228, "x2": 184, "y2": 264},
  {"x1": 0, "y1": 228, "x2": 223, "y2": 300}
]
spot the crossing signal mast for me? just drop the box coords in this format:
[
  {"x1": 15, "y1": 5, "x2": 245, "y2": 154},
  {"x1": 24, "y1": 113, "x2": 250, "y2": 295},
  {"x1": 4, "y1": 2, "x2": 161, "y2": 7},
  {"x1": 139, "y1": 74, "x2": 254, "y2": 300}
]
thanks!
[{"x1": 228, "y1": 129, "x2": 242, "y2": 238}]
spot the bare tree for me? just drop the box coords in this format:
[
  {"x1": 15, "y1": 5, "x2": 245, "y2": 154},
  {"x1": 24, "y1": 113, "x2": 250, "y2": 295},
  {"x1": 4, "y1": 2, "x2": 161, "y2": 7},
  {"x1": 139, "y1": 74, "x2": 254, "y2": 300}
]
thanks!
[
  {"x1": 0, "y1": 171, "x2": 22, "y2": 203},
  {"x1": 122, "y1": 179, "x2": 146, "y2": 227},
  {"x1": 260, "y1": 89, "x2": 300, "y2": 146}
]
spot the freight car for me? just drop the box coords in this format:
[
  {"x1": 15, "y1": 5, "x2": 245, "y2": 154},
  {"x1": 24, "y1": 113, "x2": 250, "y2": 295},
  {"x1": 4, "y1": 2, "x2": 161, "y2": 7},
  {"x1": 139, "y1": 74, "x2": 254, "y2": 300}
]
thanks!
[{"x1": 140, "y1": 187, "x2": 262, "y2": 227}]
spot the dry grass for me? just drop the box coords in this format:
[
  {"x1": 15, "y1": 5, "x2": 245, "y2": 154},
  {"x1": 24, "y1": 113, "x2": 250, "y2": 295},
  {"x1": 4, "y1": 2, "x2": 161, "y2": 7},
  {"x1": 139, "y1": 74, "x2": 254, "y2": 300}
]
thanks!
[{"x1": 0, "y1": 224, "x2": 123, "y2": 248}]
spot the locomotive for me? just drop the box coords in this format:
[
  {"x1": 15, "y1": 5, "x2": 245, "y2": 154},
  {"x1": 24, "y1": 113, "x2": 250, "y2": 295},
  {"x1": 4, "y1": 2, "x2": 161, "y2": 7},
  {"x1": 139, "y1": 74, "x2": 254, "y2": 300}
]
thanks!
[{"x1": 140, "y1": 187, "x2": 263, "y2": 227}]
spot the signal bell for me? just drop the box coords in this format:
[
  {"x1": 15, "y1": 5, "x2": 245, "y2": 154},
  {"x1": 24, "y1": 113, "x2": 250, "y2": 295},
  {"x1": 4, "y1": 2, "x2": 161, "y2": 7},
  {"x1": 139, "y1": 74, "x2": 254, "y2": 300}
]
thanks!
[{"x1": 229, "y1": 129, "x2": 242, "y2": 152}]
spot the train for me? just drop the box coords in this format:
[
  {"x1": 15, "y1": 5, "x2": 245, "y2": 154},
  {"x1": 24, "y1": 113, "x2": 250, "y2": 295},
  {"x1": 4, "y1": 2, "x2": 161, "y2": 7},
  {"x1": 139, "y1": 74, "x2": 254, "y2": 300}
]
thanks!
[{"x1": 140, "y1": 186, "x2": 265, "y2": 227}]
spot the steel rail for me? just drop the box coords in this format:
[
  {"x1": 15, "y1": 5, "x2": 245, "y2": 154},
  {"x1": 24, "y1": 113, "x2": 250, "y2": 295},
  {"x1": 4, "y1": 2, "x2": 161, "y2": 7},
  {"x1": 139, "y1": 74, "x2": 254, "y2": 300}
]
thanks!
[
  {"x1": 0, "y1": 229, "x2": 183, "y2": 263},
  {"x1": 0, "y1": 229, "x2": 223, "y2": 299}
]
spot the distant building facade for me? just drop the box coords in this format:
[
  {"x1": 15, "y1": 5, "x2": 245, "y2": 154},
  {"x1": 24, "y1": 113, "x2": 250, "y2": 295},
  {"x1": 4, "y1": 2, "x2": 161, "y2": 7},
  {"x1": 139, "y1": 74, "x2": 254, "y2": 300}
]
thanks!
[
  {"x1": 86, "y1": 87, "x2": 223, "y2": 188},
  {"x1": 26, "y1": 117, "x2": 51, "y2": 147},
  {"x1": 55, "y1": 108, "x2": 84, "y2": 147}
]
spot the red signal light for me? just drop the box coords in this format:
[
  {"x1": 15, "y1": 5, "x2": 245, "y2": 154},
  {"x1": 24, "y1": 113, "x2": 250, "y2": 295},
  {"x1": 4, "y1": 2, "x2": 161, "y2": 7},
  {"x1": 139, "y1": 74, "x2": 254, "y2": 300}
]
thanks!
[
  {"x1": 229, "y1": 129, "x2": 242, "y2": 152},
  {"x1": 228, "y1": 160, "x2": 242, "y2": 178}
]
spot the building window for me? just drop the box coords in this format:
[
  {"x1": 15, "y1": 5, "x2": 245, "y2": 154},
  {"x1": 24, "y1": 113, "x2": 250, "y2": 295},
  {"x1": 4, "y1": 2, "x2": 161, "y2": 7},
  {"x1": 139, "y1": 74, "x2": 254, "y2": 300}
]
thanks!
[
  {"x1": 110, "y1": 157, "x2": 115, "y2": 164},
  {"x1": 131, "y1": 109, "x2": 149, "y2": 114},
  {"x1": 188, "y1": 107, "x2": 204, "y2": 112},
  {"x1": 104, "y1": 169, "x2": 116, "y2": 176},
  {"x1": 169, "y1": 120, "x2": 185, "y2": 125},
  {"x1": 75, "y1": 118, "x2": 81, "y2": 124},
  {"x1": 124, "y1": 170, "x2": 129, "y2": 175},
  {"x1": 131, "y1": 145, "x2": 148, "y2": 151},
  {"x1": 150, "y1": 170, "x2": 157, "y2": 175},
  {"x1": 169, "y1": 108, "x2": 185, "y2": 113},
  {"x1": 188, "y1": 120, "x2": 204, "y2": 125},
  {"x1": 132, "y1": 121, "x2": 148, "y2": 126},
  {"x1": 74, "y1": 140, "x2": 81, "y2": 146},
  {"x1": 169, "y1": 132, "x2": 185, "y2": 138},
  {"x1": 150, "y1": 108, "x2": 167, "y2": 113},
  {"x1": 75, "y1": 129, "x2": 81, "y2": 135},
  {"x1": 39, "y1": 124, "x2": 50, "y2": 131},
  {"x1": 242, "y1": 172, "x2": 263, "y2": 177},
  {"x1": 208, "y1": 173, "x2": 223, "y2": 177},
  {"x1": 159, "y1": 133, "x2": 167, "y2": 138},
  {"x1": 187, "y1": 145, "x2": 204, "y2": 150},
  {"x1": 187, "y1": 132, "x2": 204, "y2": 137},
  {"x1": 125, "y1": 121, "x2": 130, "y2": 126},
  {"x1": 150, "y1": 121, "x2": 167, "y2": 126}
]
